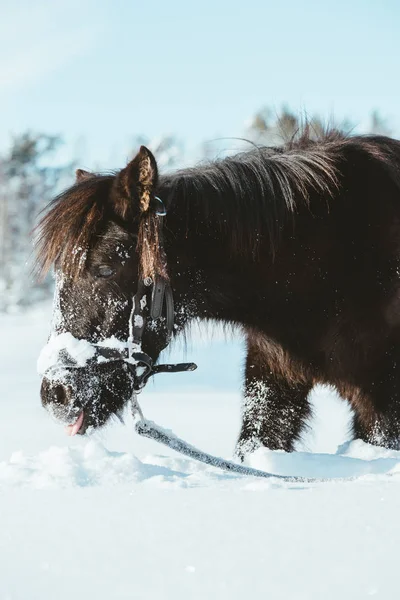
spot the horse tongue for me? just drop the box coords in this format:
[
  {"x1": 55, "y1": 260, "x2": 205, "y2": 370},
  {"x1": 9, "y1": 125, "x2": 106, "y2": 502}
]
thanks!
[{"x1": 65, "y1": 411, "x2": 84, "y2": 436}]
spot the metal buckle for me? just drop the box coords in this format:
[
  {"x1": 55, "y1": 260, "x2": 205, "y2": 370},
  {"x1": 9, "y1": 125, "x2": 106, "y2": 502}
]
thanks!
[
  {"x1": 154, "y1": 196, "x2": 167, "y2": 217},
  {"x1": 126, "y1": 352, "x2": 154, "y2": 391}
]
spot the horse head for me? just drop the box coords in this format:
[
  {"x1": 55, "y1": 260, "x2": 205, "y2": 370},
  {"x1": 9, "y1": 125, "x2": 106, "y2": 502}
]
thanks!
[{"x1": 37, "y1": 146, "x2": 173, "y2": 435}]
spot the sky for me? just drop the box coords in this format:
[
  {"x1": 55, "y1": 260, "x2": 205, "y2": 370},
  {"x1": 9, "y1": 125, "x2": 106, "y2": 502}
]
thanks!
[{"x1": 1, "y1": 0, "x2": 400, "y2": 170}]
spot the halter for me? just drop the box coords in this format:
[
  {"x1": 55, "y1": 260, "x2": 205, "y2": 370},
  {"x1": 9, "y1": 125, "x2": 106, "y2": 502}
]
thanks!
[{"x1": 94, "y1": 196, "x2": 197, "y2": 392}]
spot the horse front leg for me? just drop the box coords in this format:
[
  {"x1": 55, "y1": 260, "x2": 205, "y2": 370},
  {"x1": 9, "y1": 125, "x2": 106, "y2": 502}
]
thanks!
[{"x1": 236, "y1": 332, "x2": 313, "y2": 460}]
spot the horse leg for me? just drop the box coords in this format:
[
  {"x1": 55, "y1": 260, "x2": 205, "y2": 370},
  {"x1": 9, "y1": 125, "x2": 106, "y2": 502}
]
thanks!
[
  {"x1": 351, "y1": 397, "x2": 400, "y2": 449},
  {"x1": 352, "y1": 409, "x2": 400, "y2": 450},
  {"x1": 350, "y1": 354, "x2": 400, "y2": 449},
  {"x1": 235, "y1": 333, "x2": 313, "y2": 459}
]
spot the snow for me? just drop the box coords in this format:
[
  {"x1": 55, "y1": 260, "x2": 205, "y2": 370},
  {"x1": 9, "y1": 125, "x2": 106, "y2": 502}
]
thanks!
[
  {"x1": 37, "y1": 332, "x2": 97, "y2": 375},
  {"x1": 1, "y1": 304, "x2": 400, "y2": 598},
  {"x1": 38, "y1": 331, "x2": 143, "y2": 383}
]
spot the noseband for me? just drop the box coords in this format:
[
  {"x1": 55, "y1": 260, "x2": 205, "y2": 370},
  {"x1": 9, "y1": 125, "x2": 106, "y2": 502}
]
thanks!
[{"x1": 94, "y1": 196, "x2": 197, "y2": 392}]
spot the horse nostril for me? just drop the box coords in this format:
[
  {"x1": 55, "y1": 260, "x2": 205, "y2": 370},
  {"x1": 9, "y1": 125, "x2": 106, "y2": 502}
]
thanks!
[
  {"x1": 41, "y1": 378, "x2": 75, "y2": 420},
  {"x1": 52, "y1": 384, "x2": 70, "y2": 406}
]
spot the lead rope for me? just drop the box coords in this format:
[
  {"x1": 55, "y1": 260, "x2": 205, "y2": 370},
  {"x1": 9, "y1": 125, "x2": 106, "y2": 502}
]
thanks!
[{"x1": 132, "y1": 405, "x2": 328, "y2": 483}]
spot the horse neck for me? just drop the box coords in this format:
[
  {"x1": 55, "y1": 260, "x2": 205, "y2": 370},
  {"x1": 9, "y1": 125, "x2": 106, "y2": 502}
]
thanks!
[{"x1": 157, "y1": 169, "x2": 273, "y2": 324}]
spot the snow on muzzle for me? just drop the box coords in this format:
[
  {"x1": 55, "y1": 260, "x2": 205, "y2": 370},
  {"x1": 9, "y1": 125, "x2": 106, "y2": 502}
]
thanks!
[{"x1": 38, "y1": 333, "x2": 134, "y2": 435}]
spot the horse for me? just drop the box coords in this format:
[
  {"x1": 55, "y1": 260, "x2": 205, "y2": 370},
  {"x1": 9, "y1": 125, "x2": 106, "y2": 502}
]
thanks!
[{"x1": 36, "y1": 129, "x2": 400, "y2": 458}]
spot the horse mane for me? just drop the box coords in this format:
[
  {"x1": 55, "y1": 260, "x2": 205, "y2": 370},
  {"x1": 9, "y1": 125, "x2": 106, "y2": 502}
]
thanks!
[
  {"x1": 35, "y1": 174, "x2": 115, "y2": 278},
  {"x1": 161, "y1": 128, "x2": 344, "y2": 257}
]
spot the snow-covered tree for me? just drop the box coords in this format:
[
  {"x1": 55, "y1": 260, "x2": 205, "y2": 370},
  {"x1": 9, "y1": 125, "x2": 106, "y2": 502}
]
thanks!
[
  {"x1": 246, "y1": 106, "x2": 392, "y2": 147},
  {"x1": 245, "y1": 106, "x2": 354, "y2": 147},
  {"x1": 369, "y1": 110, "x2": 392, "y2": 136},
  {"x1": 0, "y1": 133, "x2": 73, "y2": 310}
]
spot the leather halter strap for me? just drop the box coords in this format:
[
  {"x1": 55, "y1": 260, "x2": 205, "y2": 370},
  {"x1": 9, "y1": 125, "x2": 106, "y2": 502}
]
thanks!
[
  {"x1": 119, "y1": 196, "x2": 196, "y2": 391},
  {"x1": 131, "y1": 276, "x2": 174, "y2": 345}
]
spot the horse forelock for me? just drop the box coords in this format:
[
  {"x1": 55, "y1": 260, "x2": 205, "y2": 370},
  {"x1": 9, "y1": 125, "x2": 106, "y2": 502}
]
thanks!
[{"x1": 35, "y1": 174, "x2": 116, "y2": 280}]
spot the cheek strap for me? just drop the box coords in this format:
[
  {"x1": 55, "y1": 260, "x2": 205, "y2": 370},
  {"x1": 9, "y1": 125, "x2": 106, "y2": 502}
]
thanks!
[{"x1": 127, "y1": 275, "x2": 196, "y2": 391}]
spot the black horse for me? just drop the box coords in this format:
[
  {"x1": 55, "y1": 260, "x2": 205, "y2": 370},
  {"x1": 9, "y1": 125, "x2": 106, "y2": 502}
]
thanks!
[{"x1": 37, "y1": 130, "x2": 400, "y2": 457}]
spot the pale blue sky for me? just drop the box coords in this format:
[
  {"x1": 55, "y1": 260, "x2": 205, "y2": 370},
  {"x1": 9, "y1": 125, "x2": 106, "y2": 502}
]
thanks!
[{"x1": 1, "y1": 0, "x2": 400, "y2": 170}]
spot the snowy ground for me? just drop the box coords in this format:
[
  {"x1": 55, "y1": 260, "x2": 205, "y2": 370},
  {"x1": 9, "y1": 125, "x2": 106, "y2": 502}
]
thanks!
[{"x1": 1, "y1": 305, "x2": 400, "y2": 599}]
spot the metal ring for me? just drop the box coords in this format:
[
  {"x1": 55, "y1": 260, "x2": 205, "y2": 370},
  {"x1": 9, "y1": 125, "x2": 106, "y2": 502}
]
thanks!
[{"x1": 154, "y1": 196, "x2": 167, "y2": 217}]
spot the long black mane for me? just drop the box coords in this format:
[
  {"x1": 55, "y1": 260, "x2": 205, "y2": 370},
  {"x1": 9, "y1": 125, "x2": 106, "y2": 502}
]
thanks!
[{"x1": 160, "y1": 131, "x2": 400, "y2": 257}]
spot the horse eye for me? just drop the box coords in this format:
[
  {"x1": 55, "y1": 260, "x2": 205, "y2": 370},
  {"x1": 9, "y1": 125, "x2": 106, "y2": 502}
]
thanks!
[{"x1": 96, "y1": 265, "x2": 116, "y2": 279}]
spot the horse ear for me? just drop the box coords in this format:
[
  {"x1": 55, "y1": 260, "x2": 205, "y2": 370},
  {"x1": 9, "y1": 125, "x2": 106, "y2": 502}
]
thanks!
[
  {"x1": 76, "y1": 169, "x2": 93, "y2": 182},
  {"x1": 114, "y1": 146, "x2": 158, "y2": 219}
]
